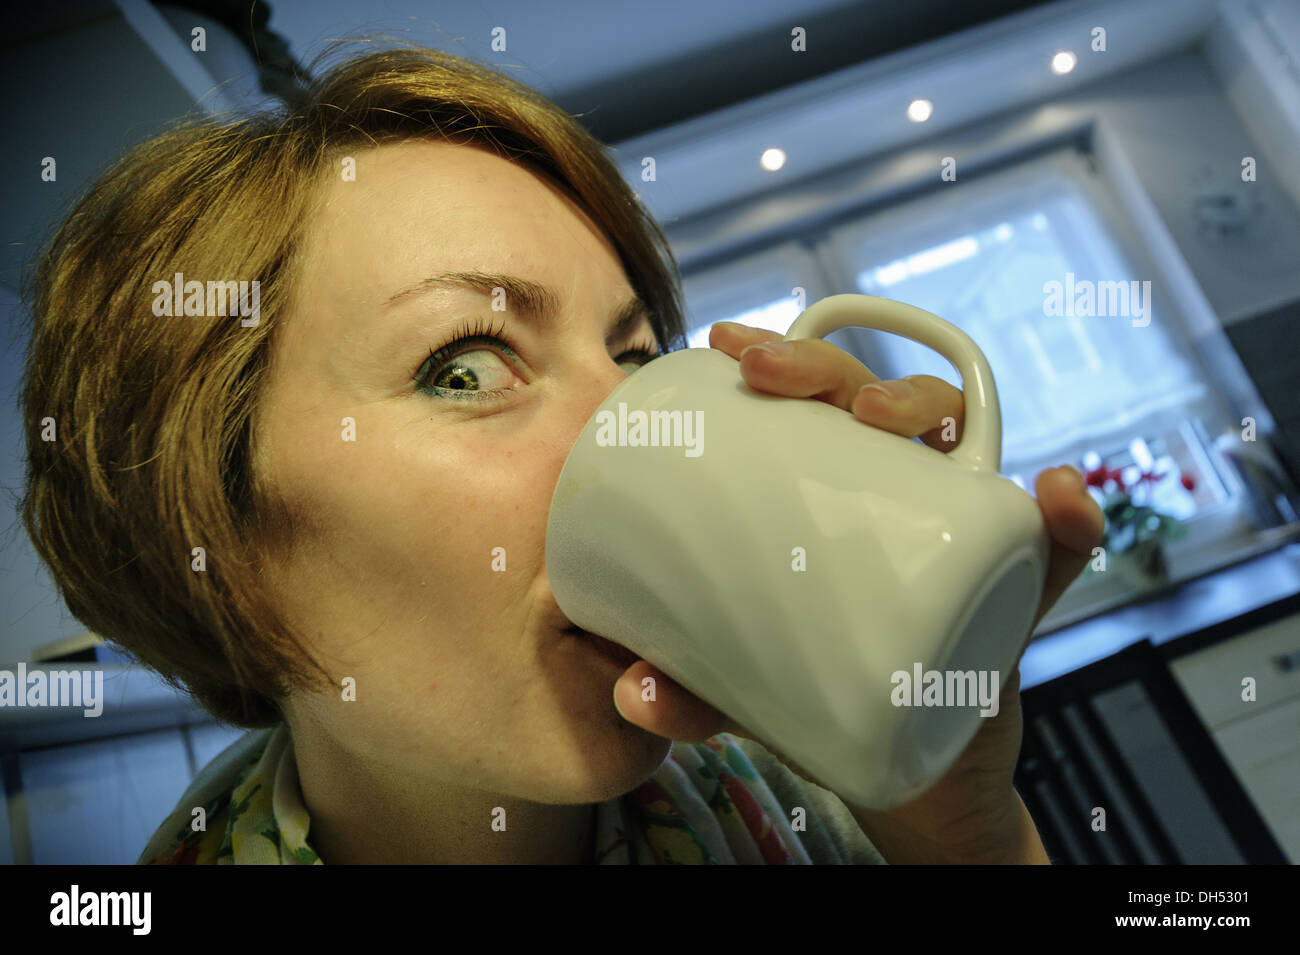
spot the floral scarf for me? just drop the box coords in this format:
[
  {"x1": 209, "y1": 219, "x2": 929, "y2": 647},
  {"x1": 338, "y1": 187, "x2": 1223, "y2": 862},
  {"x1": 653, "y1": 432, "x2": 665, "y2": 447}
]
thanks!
[{"x1": 139, "y1": 724, "x2": 813, "y2": 864}]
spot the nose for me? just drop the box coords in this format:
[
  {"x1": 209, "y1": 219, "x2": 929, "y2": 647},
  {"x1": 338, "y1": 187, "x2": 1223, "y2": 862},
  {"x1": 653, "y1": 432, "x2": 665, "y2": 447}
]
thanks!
[
  {"x1": 538, "y1": 343, "x2": 641, "y2": 600},
  {"x1": 570, "y1": 343, "x2": 639, "y2": 429},
  {"x1": 548, "y1": 342, "x2": 641, "y2": 468}
]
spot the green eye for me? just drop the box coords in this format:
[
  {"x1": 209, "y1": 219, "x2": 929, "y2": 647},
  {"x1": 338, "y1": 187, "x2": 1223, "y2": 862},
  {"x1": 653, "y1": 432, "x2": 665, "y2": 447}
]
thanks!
[{"x1": 412, "y1": 319, "x2": 661, "y2": 402}]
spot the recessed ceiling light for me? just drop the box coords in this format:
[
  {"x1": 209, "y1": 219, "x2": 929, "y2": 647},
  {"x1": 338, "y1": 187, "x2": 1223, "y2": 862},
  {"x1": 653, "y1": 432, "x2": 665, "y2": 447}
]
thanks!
[
  {"x1": 1051, "y1": 50, "x2": 1077, "y2": 74},
  {"x1": 907, "y1": 99, "x2": 933, "y2": 123},
  {"x1": 760, "y1": 148, "x2": 786, "y2": 171}
]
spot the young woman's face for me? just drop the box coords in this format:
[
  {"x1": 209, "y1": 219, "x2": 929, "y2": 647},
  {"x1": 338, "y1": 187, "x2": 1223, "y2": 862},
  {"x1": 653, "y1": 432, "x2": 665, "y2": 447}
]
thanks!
[{"x1": 257, "y1": 140, "x2": 674, "y2": 803}]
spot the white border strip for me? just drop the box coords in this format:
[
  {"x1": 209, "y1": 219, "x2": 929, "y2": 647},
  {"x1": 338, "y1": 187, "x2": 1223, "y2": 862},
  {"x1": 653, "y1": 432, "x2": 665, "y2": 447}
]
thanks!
[{"x1": 114, "y1": 0, "x2": 241, "y2": 116}]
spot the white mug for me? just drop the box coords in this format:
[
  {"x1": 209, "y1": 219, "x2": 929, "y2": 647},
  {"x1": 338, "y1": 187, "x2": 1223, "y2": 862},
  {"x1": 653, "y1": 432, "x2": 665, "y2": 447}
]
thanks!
[{"x1": 546, "y1": 294, "x2": 1050, "y2": 809}]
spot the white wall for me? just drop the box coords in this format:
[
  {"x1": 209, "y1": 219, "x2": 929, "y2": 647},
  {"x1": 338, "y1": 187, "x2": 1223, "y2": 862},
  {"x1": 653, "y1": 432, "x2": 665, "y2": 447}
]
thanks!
[{"x1": 1205, "y1": 0, "x2": 1300, "y2": 216}]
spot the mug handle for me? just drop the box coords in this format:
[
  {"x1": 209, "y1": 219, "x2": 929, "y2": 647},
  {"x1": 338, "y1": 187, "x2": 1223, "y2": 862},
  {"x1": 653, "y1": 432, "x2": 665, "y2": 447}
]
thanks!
[{"x1": 782, "y1": 294, "x2": 1001, "y2": 475}]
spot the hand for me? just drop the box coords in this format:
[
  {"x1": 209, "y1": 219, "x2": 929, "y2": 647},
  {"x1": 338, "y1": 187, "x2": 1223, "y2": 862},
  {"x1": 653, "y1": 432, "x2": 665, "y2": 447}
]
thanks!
[{"x1": 611, "y1": 320, "x2": 1105, "y2": 855}]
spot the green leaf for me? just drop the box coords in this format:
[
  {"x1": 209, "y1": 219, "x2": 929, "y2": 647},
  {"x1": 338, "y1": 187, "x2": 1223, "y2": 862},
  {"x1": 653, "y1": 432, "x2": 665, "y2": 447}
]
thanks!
[{"x1": 294, "y1": 845, "x2": 319, "y2": 865}]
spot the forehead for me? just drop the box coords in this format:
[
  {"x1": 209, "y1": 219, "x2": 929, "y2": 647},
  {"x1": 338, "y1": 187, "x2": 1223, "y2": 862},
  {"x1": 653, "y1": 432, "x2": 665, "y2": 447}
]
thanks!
[{"x1": 296, "y1": 140, "x2": 625, "y2": 306}]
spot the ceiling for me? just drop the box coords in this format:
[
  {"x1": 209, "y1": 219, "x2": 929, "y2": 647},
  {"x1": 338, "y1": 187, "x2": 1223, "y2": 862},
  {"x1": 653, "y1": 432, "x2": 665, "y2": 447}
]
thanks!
[{"x1": 178, "y1": 0, "x2": 1060, "y2": 142}]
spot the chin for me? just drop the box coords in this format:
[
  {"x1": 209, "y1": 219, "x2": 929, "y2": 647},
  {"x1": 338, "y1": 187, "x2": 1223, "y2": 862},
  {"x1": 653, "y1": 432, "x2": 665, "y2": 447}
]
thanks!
[{"x1": 535, "y1": 725, "x2": 674, "y2": 805}]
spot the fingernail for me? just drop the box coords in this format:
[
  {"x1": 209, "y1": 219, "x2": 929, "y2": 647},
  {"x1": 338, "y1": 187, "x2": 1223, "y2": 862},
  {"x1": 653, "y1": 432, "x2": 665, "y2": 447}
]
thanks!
[
  {"x1": 613, "y1": 684, "x2": 628, "y2": 720},
  {"x1": 860, "y1": 379, "x2": 914, "y2": 401},
  {"x1": 743, "y1": 341, "x2": 796, "y2": 359}
]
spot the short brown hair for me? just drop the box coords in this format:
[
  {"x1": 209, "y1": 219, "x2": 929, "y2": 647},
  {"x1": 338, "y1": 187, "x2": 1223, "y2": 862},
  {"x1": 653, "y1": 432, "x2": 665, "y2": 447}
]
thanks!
[{"x1": 19, "y1": 45, "x2": 687, "y2": 728}]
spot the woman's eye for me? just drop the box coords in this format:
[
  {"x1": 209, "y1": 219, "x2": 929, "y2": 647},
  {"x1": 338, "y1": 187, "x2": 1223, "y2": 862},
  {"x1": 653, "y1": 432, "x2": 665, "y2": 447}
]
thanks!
[
  {"x1": 418, "y1": 348, "x2": 517, "y2": 399},
  {"x1": 414, "y1": 336, "x2": 661, "y2": 401},
  {"x1": 618, "y1": 356, "x2": 655, "y2": 376},
  {"x1": 616, "y1": 347, "x2": 660, "y2": 376}
]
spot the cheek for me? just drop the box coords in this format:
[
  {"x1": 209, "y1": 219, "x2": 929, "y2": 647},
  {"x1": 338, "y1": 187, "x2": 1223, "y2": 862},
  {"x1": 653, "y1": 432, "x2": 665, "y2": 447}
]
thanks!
[
  {"x1": 453, "y1": 447, "x2": 557, "y2": 538},
  {"x1": 274, "y1": 423, "x2": 566, "y2": 617}
]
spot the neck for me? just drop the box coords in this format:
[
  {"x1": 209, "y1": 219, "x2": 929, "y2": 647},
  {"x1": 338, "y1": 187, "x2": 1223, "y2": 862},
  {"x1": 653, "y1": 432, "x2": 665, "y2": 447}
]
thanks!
[{"x1": 286, "y1": 722, "x2": 598, "y2": 865}]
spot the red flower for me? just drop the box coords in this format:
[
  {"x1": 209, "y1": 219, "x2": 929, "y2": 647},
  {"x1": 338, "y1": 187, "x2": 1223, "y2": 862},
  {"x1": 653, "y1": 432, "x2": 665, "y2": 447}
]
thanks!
[
  {"x1": 1085, "y1": 464, "x2": 1172, "y2": 492},
  {"x1": 1181, "y1": 473, "x2": 1196, "y2": 491}
]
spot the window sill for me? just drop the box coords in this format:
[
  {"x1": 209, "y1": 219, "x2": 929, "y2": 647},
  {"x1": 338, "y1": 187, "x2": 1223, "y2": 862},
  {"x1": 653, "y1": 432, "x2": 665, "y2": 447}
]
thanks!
[
  {"x1": 1022, "y1": 528, "x2": 1300, "y2": 689},
  {"x1": 1038, "y1": 520, "x2": 1300, "y2": 636}
]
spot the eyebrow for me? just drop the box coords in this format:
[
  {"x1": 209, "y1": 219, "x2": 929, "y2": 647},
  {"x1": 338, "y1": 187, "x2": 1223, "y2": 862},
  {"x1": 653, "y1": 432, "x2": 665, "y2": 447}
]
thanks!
[{"x1": 383, "y1": 270, "x2": 652, "y2": 344}]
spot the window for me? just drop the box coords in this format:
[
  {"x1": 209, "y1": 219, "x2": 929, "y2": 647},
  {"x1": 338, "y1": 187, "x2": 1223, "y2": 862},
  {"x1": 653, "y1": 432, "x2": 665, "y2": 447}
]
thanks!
[
  {"x1": 679, "y1": 242, "x2": 830, "y2": 348},
  {"x1": 813, "y1": 149, "x2": 1243, "y2": 528},
  {"x1": 685, "y1": 298, "x2": 801, "y2": 349},
  {"x1": 676, "y1": 148, "x2": 1266, "y2": 612},
  {"x1": 824, "y1": 151, "x2": 1211, "y2": 470}
]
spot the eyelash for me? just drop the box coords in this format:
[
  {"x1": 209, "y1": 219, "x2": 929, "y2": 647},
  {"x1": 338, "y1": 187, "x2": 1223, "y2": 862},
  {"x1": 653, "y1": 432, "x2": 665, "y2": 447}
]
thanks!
[{"x1": 413, "y1": 315, "x2": 662, "y2": 401}]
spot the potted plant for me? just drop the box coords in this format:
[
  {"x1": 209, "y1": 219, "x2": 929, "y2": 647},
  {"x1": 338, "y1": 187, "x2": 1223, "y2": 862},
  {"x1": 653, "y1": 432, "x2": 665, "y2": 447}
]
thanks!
[{"x1": 1084, "y1": 464, "x2": 1195, "y2": 586}]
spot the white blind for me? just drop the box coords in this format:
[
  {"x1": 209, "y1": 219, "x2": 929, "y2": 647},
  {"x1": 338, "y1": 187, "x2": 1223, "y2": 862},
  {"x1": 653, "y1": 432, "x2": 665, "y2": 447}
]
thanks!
[{"x1": 823, "y1": 150, "x2": 1207, "y2": 468}]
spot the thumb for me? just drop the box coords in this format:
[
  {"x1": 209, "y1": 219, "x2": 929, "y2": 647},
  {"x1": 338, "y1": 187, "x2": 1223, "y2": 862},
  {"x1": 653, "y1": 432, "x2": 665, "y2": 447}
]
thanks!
[{"x1": 612, "y1": 661, "x2": 748, "y2": 743}]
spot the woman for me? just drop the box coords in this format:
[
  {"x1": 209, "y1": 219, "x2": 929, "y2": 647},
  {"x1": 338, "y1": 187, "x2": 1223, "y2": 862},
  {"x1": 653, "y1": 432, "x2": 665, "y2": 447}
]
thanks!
[{"x1": 20, "y1": 46, "x2": 1103, "y2": 864}]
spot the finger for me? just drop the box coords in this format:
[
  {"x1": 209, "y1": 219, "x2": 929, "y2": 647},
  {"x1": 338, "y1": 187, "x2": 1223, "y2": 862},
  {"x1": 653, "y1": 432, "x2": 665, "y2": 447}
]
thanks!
[
  {"x1": 733, "y1": 336, "x2": 883, "y2": 410},
  {"x1": 612, "y1": 661, "x2": 746, "y2": 743},
  {"x1": 710, "y1": 321, "x2": 885, "y2": 410},
  {"x1": 708, "y1": 321, "x2": 784, "y2": 356},
  {"x1": 610, "y1": 663, "x2": 817, "y2": 780},
  {"x1": 711, "y1": 324, "x2": 964, "y2": 451},
  {"x1": 849, "y1": 374, "x2": 966, "y2": 450},
  {"x1": 1030, "y1": 466, "x2": 1107, "y2": 630}
]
